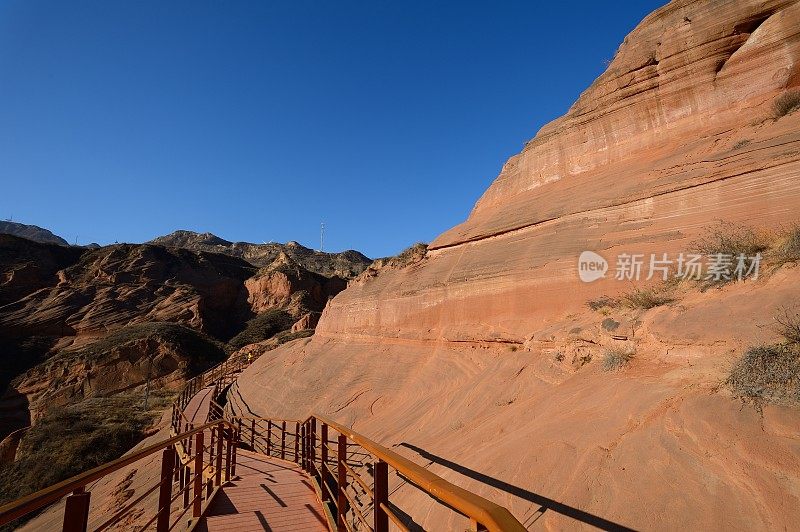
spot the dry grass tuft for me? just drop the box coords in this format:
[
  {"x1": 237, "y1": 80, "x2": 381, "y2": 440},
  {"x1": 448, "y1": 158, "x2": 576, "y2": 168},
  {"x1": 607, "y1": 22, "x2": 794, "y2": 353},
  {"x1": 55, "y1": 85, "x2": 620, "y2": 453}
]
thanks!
[
  {"x1": 773, "y1": 224, "x2": 800, "y2": 267},
  {"x1": 587, "y1": 295, "x2": 619, "y2": 311},
  {"x1": 602, "y1": 345, "x2": 636, "y2": 371},
  {"x1": 0, "y1": 391, "x2": 175, "y2": 511},
  {"x1": 773, "y1": 89, "x2": 800, "y2": 118},
  {"x1": 727, "y1": 344, "x2": 800, "y2": 409},
  {"x1": 622, "y1": 286, "x2": 676, "y2": 309}
]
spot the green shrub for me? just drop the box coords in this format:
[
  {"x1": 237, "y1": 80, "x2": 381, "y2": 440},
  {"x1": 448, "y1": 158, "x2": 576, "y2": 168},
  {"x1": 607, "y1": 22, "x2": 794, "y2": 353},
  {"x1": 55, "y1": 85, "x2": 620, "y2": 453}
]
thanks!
[
  {"x1": 727, "y1": 343, "x2": 800, "y2": 408},
  {"x1": 228, "y1": 310, "x2": 295, "y2": 350},
  {"x1": 773, "y1": 89, "x2": 800, "y2": 118},
  {"x1": 273, "y1": 328, "x2": 314, "y2": 345},
  {"x1": 49, "y1": 322, "x2": 227, "y2": 376},
  {"x1": 602, "y1": 345, "x2": 635, "y2": 371}
]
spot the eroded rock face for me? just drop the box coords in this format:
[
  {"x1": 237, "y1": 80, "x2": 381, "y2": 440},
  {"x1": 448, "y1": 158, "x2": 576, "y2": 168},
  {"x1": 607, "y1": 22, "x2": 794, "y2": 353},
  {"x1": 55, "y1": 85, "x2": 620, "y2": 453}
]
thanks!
[
  {"x1": 245, "y1": 252, "x2": 348, "y2": 316},
  {"x1": 232, "y1": 1, "x2": 800, "y2": 529},
  {"x1": 0, "y1": 239, "x2": 250, "y2": 435},
  {"x1": 0, "y1": 234, "x2": 360, "y2": 439},
  {"x1": 318, "y1": 0, "x2": 800, "y2": 344},
  {"x1": 12, "y1": 324, "x2": 224, "y2": 423},
  {"x1": 0, "y1": 242, "x2": 255, "y2": 342}
]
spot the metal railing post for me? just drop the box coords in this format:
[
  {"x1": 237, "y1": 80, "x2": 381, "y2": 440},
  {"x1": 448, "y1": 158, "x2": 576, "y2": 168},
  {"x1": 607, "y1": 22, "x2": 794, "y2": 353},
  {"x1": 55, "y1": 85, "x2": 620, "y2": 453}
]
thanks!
[
  {"x1": 183, "y1": 464, "x2": 190, "y2": 509},
  {"x1": 281, "y1": 421, "x2": 287, "y2": 461},
  {"x1": 157, "y1": 447, "x2": 175, "y2": 532},
  {"x1": 294, "y1": 422, "x2": 300, "y2": 463},
  {"x1": 337, "y1": 434, "x2": 348, "y2": 530},
  {"x1": 231, "y1": 429, "x2": 238, "y2": 477},
  {"x1": 321, "y1": 423, "x2": 330, "y2": 505},
  {"x1": 301, "y1": 424, "x2": 307, "y2": 471},
  {"x1": 194, "y1": 431, "x2": 204, "y2": 517},
  {"x1": 267, "y1": 420, "x2": 272, "y2": 457},
  {"x1": 310, "y1": 418, "x2": 317, "y2": 474},
  {"x1": 374, "y1": 460, "x2": 388, "y2": 532},
  {"x1": 215, "y1": 423, "x2": 224, "y2": 486},
  {"x1": 62, "y1": 487, "x2": 90, "y2": 532},
  {"x1": 224, "y1": 427, "x2": 232, "y2": 482}
]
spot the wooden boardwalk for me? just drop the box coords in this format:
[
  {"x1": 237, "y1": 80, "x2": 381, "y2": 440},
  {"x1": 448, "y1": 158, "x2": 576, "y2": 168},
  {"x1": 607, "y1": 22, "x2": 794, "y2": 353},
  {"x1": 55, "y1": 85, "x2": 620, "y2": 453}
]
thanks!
[{"x1": 183, "y1": 386, "x2": 328, "y2": 531}]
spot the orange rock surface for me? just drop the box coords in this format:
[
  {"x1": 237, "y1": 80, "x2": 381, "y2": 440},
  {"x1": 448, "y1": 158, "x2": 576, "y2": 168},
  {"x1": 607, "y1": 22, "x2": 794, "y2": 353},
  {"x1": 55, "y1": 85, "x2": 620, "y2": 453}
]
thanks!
[{"x1": 232, "y1": 1, "x2": 800, "y2": 529}]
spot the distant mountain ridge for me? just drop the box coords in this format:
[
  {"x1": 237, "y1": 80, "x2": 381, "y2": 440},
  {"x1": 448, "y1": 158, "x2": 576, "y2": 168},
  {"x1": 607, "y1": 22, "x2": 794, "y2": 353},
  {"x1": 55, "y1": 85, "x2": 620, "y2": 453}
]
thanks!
[
  {"x1": 150, "y1": 230, "x2": 372, "y2": 278},
  {"x1": 0, "y1": 221, "x2": 69, "y2": 246}
]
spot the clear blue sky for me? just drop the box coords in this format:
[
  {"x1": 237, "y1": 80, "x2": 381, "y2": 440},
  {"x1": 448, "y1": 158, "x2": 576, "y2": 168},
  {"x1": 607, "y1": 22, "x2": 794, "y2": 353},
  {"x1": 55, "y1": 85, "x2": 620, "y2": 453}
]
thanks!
[{"x1": 0, "y1": 1, "x2": 665, "y2": 258}]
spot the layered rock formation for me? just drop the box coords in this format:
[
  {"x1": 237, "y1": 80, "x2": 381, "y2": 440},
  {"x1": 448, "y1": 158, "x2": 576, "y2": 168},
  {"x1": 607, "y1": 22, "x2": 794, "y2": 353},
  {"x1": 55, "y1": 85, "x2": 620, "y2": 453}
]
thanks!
[
  {"x1": 0, "y1": 234, "x2": 361, "y2": 440},
  {"x1": 232, "y1": 1, "x2": 800, "y2": 529}
]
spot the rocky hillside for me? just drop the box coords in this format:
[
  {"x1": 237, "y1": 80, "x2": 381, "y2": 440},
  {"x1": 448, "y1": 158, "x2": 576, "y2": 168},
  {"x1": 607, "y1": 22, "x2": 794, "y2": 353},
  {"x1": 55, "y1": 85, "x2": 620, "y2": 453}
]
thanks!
[
  {"x1": 230, "y1": 1, "x2": 800, "y2": 530},
  {"x1": 150, "y1": 230, "x2": 372, "y2": 278},
  {"x1": 0, "y1": 221, "x2": 69, "y2": 246},
  {"x1": 0, "y1": 232, "x2": 361, "y2": 445}
]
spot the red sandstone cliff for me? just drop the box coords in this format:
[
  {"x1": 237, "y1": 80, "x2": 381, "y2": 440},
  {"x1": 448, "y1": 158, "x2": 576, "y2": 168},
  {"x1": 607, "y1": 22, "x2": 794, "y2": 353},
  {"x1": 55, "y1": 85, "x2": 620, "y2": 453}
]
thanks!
[{"x1": 231, "y1": 1, "x2": 800, "y2": 529}]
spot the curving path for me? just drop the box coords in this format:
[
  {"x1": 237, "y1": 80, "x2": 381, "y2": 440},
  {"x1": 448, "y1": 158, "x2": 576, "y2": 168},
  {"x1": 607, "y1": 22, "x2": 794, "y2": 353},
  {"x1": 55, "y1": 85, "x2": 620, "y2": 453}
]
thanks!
[{"x1": 182, "y1": 386, "x2": 327, "y2": 531}]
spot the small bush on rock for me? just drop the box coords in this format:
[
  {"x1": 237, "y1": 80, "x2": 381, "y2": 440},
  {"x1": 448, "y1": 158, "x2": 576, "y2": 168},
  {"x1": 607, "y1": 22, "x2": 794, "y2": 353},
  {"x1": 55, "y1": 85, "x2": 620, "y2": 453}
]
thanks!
[
  {"x1": 622, "y1": 286, "x2": 675, "y2": 309},
  {"x1": 602, "y1": 345, "x2": 636, "y2": 371},
  {"x1": 773, "y1": 90, "x2": 800, "y2": 118},
  {"x1": 587, "y1": 295, "x2": 619, "y2": 311},
  {"x1": 773, "y1": 224, "x2": 800, "y2": 267},
  {"x1": 727, "y1": 344, "x2": 800, "y2": 408}
]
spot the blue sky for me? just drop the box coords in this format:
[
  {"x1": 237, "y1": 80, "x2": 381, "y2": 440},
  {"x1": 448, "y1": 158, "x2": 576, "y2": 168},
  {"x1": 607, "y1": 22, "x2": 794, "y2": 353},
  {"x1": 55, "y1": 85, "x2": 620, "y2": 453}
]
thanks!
[{"x1": 0, "y1": 1, "x2": 665, "y2": 258}]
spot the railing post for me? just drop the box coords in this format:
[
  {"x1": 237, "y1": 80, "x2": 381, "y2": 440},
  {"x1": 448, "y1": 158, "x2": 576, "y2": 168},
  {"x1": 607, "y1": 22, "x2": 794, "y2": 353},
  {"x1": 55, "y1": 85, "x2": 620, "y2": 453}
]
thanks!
[
  {"x1": 215, "y1": 422, "x2": 224, "y2": 486},
  {"x1": 173, "y1": 448, "x2": 180, "y2": 482},
  {"x1": 209, "y1": 426, "x2": 216, "y2": 464},
  {"x1": 301, "y1": 424, "x2": 307, "y2": 471},
  {"x1": 294, "y1": 422, "x2": 300, "y2": 463},
  {"x1": 62, "y1": 487, "x2": 90, "y2": 532},
  {"x1": 183, "y1": 465, "x2": 190, "y2": 509},
  {"x1": 281, "y1": 421, "x2": 287, "y2": 461},
  {"x1": 224, "y1": 426, "x2": 232, "y2": 482},
  {"x1": 321, "y1": 423, "x2": 330, "y2": 504},
  {"x1": 374, "y1": 460, "x2": 388, "y2": 532},
  {"x1": 267, "y1": 420, "x2": 272, "y2": 457},
  {"x1": 337, "y1": 434, "x2": 348, "y2": 530},
  {"x1": 157, "y1": 447, "x2": 175, "y2": 532},
  {"x1": 231, "y1": 429, "x2": 238, "y2": 477},
  {"x1": 310, "y1": 418, "x2": 317, "y2": 474}
]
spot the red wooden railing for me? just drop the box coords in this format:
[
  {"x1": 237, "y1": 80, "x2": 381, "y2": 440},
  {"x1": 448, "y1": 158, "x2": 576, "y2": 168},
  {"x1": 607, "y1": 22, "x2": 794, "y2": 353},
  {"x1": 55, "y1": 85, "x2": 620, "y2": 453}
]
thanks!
[
  {"x1": 0, "y1": 355, "x2": 248, "y2": 531},
  {"x1": 0, "y1": 351, "x2": 526, "y2": 532}
]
